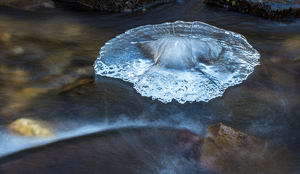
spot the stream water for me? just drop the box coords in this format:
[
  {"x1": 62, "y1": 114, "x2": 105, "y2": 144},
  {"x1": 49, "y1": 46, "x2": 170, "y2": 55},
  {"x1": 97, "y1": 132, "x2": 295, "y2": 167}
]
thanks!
[{"x1": 0, "y1": 0, "x2": 300, "y2": 173}]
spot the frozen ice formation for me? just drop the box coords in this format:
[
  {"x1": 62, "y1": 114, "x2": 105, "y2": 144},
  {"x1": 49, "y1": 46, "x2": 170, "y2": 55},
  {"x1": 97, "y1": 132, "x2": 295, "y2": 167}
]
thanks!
[{"x1": 94, "y1": 21, "x2": 260, "y2": 104}]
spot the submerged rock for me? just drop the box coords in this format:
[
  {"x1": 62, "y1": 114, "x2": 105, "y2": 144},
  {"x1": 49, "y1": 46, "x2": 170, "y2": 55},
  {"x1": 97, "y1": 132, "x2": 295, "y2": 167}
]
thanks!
[
  {"x1": 1, "y1": 88, "x2": 50, "y2": 117},
  {"x1": 0, "y1": 31, "x2": 11, "y2": 43},
  {"x1": 41, "y1": 50, "x2": 74, "y2": 75},
  {"x1": 200, "y1": 123, "x2": 290, "y2": 174},
  {"x1": 205, "y1": 0, "x2": 300, "y2": 19},
  {"x1": 200, "y1": 123, "x2": 262, "y2": 173},
  {"x1": 0, "y1": 66, "x2": 29, "y2": 83},
  {"x1": 55, "y1": 0, "x2": 175, "y2": 12},
  {"x1": 0, "y1": 64, "x2": 93, "y2": 117},
  {"x1": 205, "y1": 123, "x2": 260, "y2": 147},
  {"x1": 8, "y1": 118, "x2": 54, "y2": 138}
]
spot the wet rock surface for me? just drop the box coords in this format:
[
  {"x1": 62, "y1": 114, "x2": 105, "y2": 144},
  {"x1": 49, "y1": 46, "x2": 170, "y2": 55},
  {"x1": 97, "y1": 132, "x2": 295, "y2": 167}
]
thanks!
[
  {"x1": 205, "y1": 123, "x2": 260, "y2": 148},
  {"x1": 205, "y1": 0, "x2": 300, "y2": 19},
  {"x1": 55, "y1": 0, "x2": 175, "y2": 11}
]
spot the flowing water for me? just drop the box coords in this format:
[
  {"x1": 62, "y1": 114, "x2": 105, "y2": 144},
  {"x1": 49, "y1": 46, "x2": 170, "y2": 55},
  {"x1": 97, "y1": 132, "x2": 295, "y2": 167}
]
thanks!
[{"x1": 0, "y1": 0, "x2": 300, "y2": 173}]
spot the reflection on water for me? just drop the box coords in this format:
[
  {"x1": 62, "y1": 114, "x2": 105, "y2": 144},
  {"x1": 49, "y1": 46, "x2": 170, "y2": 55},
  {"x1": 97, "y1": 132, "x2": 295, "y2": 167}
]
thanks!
[{"x1": 0, "y1": 0, "x2": 300, "y2": 173}]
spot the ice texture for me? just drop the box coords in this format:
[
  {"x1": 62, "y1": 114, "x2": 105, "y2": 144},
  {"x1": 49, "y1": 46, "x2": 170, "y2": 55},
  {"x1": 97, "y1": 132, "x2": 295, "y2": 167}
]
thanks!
[{"x1": 94, "y1": 21, "x2": 260, "y2": 104}]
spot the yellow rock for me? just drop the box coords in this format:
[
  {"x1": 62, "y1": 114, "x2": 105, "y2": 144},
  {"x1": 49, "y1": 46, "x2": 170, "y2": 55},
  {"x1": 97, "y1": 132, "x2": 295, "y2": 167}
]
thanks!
[{"x1": 8, "y1": 118, "x2": 54, "y2": 138}]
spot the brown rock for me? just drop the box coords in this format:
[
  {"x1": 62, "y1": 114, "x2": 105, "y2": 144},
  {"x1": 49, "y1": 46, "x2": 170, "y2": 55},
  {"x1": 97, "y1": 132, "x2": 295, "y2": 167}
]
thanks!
[
  {"x1": 205, "y1": 123, "x2": 260, "y2": 148},
  {"x1": 49, "y1": 66, "x2": 94, "y2": 89}
]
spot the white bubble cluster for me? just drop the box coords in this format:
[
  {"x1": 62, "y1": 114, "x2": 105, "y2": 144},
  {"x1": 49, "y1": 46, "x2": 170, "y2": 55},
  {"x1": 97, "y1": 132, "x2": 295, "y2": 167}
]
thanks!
[{"x1": 94, "y1": 21, "x2": 260, "y2": 104}]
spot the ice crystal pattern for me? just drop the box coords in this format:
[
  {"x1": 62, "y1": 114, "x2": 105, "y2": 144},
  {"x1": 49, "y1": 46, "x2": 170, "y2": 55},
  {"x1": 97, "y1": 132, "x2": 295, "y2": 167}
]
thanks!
[{"x1": 94, "y1": 21, "x2": 260, "y2": 104}]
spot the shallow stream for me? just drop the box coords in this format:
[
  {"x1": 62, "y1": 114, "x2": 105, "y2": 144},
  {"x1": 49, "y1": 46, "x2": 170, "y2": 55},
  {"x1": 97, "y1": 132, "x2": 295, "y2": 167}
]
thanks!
[{"x1": 0, "y1": 0, "x2": 300, "y2": 173}]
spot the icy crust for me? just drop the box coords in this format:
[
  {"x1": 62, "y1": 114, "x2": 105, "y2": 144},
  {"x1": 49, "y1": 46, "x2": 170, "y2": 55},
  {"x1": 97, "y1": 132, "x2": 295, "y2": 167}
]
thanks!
[{"x1": 94, "y1": 21, "x2": 260, "y2": 104}]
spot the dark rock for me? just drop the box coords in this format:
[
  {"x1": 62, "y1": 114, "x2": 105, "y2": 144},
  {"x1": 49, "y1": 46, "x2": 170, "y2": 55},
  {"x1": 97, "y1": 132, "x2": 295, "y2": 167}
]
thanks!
[
  {"x1": 55, "y1": 0, "x2": 175, "y2": 12},
  {"x1": 205, "y1": 0, "x2": 300, "y2": 19}
]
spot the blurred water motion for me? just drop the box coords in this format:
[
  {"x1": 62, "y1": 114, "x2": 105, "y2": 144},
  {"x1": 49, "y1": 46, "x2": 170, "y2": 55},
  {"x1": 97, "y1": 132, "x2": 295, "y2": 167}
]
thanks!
[{"x1": 0, "y1": 0, "x2": 300, "y2": 173}]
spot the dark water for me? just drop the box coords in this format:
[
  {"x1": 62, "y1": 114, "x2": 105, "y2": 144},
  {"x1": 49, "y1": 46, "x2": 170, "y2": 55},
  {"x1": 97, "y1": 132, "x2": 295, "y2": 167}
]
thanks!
[{"x1": 0, "y1": 0, "x2": 300, "y2": 173}]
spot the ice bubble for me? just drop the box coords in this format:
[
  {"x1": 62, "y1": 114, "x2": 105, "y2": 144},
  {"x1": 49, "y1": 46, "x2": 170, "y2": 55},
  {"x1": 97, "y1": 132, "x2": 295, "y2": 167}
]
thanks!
[{"x1": 94, "y1": 21, "x2": 260, "y2": 104}]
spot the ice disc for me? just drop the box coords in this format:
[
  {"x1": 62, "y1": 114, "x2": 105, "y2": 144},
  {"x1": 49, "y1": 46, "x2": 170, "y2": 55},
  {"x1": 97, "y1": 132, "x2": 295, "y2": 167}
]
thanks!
[{"x1": 94, "y1": 21, "x2": 260, "y2": 104}]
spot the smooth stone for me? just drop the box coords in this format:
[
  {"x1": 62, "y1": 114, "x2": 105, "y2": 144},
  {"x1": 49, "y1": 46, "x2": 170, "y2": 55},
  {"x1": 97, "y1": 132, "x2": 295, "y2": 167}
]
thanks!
[{"x1": 8, "y1": 118, "x2": 54, "y2": 138}]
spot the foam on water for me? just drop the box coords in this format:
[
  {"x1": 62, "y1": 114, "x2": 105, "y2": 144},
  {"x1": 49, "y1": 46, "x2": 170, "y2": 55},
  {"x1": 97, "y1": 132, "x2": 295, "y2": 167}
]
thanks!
[{"x1": 94, "y1": 21, "x2": 260, "y2": 104}]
